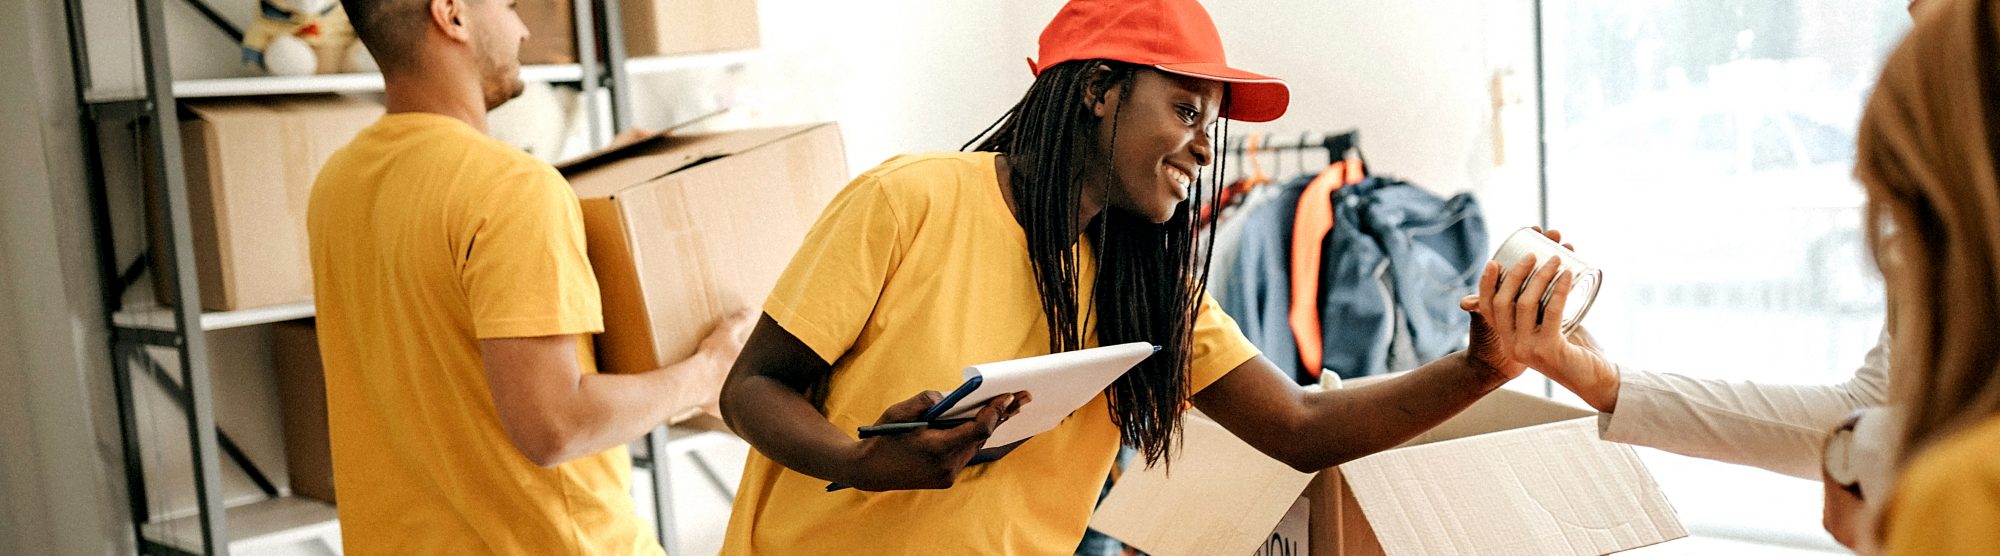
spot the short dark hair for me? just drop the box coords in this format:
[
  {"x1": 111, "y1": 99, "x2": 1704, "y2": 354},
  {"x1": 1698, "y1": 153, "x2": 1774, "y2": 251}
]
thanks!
[{"x1": 340, "y1": 0, "x2": 428, "y2": 70}]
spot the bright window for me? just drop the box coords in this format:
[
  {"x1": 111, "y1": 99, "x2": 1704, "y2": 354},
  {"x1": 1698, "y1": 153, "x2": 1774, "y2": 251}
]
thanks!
[{"x1": 1541, "y1": 1, "x2": 1910, "y2": 551}]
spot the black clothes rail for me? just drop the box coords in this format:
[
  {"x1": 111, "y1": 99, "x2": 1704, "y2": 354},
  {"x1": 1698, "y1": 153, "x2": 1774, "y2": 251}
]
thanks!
[{"x1": 1225, "y1": 129, "x2": 1368, "y2": 177}]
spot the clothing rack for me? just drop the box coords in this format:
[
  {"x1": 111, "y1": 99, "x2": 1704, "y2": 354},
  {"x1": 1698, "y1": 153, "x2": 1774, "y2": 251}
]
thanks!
[{"x1": 1225, "y1": 129, "x2": 1369, "y2": 176}]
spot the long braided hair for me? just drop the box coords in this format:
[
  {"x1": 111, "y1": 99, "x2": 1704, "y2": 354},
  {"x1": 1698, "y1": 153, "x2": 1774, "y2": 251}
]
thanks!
[{"x1": 964, "y1": 59, "x2": 1230, "y2": 466}]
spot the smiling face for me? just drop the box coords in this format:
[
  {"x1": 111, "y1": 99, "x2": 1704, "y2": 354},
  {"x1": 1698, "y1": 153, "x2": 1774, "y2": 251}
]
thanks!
[{"x1": 1089, "y1": 69, "x2": 1224, "y2": 223}]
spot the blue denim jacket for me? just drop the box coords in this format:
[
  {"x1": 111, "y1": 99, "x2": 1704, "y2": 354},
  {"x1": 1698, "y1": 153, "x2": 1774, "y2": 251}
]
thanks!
[
  {"x1": 1212, "y1": 175, "x2": 1485, "y2": 382},
  {"x1": 1321, "y1": 177, "x2": 1486, "y2": 378}
]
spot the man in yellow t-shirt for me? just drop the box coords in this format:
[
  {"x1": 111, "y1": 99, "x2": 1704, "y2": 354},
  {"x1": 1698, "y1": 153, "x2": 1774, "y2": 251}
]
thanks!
[{"x1": 309, "y1": 0, "x2": 749, "y2": 552}]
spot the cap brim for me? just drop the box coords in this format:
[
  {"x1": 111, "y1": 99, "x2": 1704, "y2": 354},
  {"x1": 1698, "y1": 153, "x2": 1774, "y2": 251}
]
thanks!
[{"x1": 1155, "y1": 62, "x2": 1290, "y2": 122}]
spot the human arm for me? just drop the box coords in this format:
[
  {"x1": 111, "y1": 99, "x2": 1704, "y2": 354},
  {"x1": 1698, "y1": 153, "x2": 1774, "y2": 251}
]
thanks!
[
  {"x1": 481, "y1": 310, "x2": 753, "y2": 467},
  {"x1": 718, "y1": 315, "x2": 1025, "y2": 490}
]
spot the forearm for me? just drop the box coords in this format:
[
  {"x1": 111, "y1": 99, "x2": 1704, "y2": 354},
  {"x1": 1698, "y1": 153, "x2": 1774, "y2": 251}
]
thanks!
[
  {"x1": 720, "y1": 374, "x2": 862, "y2": 483},
  {"x1": 1593, "y1": 327, "x2": 1891, "y2": 480},
  {"x1": 534, "y1": 354, "x2": 725, "y2": 465},
  {"x1": 1255, "y1": 352, "x2": 1507, "y2": 471},
  {"x1": 1602, "y1": 367, "x2": 1882, "y2": 480}
]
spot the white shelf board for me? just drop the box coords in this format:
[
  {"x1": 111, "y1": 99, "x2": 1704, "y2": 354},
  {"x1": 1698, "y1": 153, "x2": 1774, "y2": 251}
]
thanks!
[
  {"x1": 624, "y1": 50, "x2": 757, "y2": 76},
  {"x1": 145, "y1": 495, "x2": 340, "y2": 554},
  {"x1": 113, "y1": 301, "x2": 316, "y2": 332},
  {"x1": 103, "y1": 50, "x2": 755, "y2": 102},
  {"x1": 170, "y1": 64, "x2": 586, "y2": 99}
]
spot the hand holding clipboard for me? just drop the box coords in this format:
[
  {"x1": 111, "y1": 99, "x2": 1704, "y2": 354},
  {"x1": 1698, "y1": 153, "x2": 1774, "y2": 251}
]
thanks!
[
  {"x1": 830, "y1": 387, "x2": 1031, "y2": 492},
  {"x1": 827, "y1": 342, "x2": 1160, "y2": 492}
]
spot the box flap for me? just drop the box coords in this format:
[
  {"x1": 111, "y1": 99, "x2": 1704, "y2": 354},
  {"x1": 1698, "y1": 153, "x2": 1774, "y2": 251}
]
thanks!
[
  {"x1": 1397, "y1": 387, "x2": 1596, "y2": 448},
  {"x1": 1089, "y1": 415, "x2": 1316, "y2": 556},
  {"x1": 1340, "y1": 418, "x2": 1686, "y2": 555},
  {"x1": 560, "y1": 123, "x2": 829, "y2": 199}
]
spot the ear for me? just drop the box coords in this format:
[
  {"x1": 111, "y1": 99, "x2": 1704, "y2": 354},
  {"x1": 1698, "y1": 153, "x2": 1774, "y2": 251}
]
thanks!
[
  {"x1": 1084, "y1": 63, "x2": 1119, "y2": 118},
  {"x1": 431, "y1": 0, "x2": 473, "y2": 44}
]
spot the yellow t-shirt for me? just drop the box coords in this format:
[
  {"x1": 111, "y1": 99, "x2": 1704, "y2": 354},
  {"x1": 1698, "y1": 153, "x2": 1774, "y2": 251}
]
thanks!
[
  {"x1": 721, "y1": 151, "x2": 1261, "y2": 555},
  {"x1": 1885, "y1": 415, "x2": 2000, "y2": 555},
  {"x1": 308, "y1": 113, "x2": 659, "y2": 555}
]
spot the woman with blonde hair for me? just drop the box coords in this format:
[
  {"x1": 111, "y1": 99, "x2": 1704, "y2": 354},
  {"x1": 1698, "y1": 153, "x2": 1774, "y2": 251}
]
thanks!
[{"x1": 1852, "y1": 0, "x2": 2000, "y2": 552}]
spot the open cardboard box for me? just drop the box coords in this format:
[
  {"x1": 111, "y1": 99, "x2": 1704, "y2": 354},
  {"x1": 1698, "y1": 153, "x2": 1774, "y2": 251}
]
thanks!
[
  {"x1": 558, "y1": 123, "x2": 847, "y2": 376},
  {"x1": 1089, "y1": 378, "x2": 1685, "y2": 555}
]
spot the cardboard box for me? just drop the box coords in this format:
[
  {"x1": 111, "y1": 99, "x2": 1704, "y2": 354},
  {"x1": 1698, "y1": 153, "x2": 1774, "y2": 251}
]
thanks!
[
  {"x1": 272, "y1": 320, "x2": 336, "y2": 504},
  {"x1": 519, "y1": 0, "x2": 758, "y2": 62},
  {"x1": 1089, "y1": 386, "x2": 1686, "y2": 555},
  {"x1": 519, "y1": 0, "x2": 579, "y2": 64},
  {"x1": 165, "y1": 95, "x2": 383, "y2": 311},
  {"x1": 559, "y1": 123, "x2": 846, "y2": 375},
  {"x1": 622, "y1": 0, "x2": 760, "y2": 57}
]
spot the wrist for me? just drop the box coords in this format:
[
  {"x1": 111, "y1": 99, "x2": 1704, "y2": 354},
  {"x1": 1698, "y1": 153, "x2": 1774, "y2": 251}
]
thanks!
[
  {"x1": 1587, "y1": 360, "x2": 1621, "y2": 413},
  {"x1": 1458, "y1": 351, "x2": 1511, "y2": 389},
  {"x1": 694, "y1": 343, "x2": 729, "y2": 373},
  {"x1": 834, "y1": 439, "x2": 876, "y2": 488}
]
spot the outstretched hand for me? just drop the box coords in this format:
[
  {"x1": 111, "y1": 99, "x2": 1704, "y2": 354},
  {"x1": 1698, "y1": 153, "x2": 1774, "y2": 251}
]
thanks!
[{"x1": 1459, "y1": 228, "x2": 1620, "y2": 411}]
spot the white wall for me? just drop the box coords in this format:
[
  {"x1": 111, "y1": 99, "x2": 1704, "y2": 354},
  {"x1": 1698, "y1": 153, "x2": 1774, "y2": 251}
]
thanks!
[
  {"x1": 662, "y1": 0, "x2": 1540, "y2": 229},
  {"x1": 625, "y1": 0, "x2": 1044, "y2": 175},
  {"x1": 1208, "y1": 1, "x2": 1523, "y2": 193},
  {"x1": 0, "y1": 0, "x2": 132, "y2": 553}
]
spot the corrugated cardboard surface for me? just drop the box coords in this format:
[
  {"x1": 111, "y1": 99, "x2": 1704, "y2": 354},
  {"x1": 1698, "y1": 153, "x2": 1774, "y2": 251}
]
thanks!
[
  {"x1": 1262, "y1": 497, "x2": 1312, "y2": 556},
  {"x1": 1396, "y1": 388, "x2": 1593, "y2": 448},
  {"x1": 519, "y1": 0, "x2": 577, "y2": 64},
  {"x1": 1339, "y1": 418, "x2": 1685, "y2": 555},
  {"x1": 1090, "y1": 387, "x2": 1685, "y2": 555},
  {"x1": 1088, "y1": 415, "x2": 1316, "y2": 556},
  {"x1": 622, "y1": 0, "x2": 760, "y2": 57},
  {"x1": 176, "y1": 95, "x2": 382, "y2": 311},
  {"x1": 517, "y1": 0, "x2": 757, "y2": 62},
  {"x1": 272, "y1": 320, "x2": 335, "y2": 504},
  {"x1": 562, "y1": 123, "x2": 845, "y2": 374}
]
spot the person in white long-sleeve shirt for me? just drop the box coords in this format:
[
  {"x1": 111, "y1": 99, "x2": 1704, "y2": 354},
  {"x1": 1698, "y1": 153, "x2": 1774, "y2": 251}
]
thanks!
[
  {"x1": 1595, "y1": 331, "x2": 1888, "y2": 481},
  {"x1": 1547, "y1": 326, "x2": 1898, "y2": 551},
  {"x1": 1519, "y1": 4, "x2": 1928, "y2": 552}
]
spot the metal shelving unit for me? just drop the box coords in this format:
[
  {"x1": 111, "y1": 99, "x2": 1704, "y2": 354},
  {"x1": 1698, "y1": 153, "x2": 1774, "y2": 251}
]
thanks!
[{"x1": 61, "y1": 0, "x2": 734, "y2": 552}]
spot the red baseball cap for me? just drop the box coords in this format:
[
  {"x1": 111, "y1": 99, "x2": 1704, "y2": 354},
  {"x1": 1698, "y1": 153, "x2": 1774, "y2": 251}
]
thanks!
[{"x1": 1029, "y1": 0, "x2": 1290, "y2": 122}]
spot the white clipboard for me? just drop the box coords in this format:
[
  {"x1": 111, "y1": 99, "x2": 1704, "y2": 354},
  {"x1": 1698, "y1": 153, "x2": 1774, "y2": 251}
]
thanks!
[{"x1": 933, "y1": 342, "x2": 1160, "y2": 448}]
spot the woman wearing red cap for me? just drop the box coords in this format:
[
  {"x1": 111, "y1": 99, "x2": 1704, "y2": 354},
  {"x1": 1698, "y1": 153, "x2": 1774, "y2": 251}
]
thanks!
[{"x1": 717, "y1": 1, "x2": 1574, "y2": 553}]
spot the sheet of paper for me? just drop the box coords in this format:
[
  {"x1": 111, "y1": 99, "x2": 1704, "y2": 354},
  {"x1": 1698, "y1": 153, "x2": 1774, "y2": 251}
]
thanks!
[{"x1": 935, "y1": 342, "x2": 1157, "y2": 448}]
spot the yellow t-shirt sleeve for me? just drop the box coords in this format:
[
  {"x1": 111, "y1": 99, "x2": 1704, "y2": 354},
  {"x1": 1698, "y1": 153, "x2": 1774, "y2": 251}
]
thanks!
[
  {"x1": 1885, "y1": 419, "x2": 2000, "y2": 555},
  {"x1": 1188, "y1": 292, "x2": 1261, "y2": 394},
  {"x1": 764, "y1": 176, "x2": 908, "y2": 364},
  {"x1": 458, "y1": 166, "x2": 605, "y2": 339}
]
